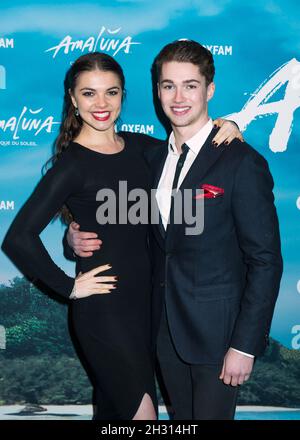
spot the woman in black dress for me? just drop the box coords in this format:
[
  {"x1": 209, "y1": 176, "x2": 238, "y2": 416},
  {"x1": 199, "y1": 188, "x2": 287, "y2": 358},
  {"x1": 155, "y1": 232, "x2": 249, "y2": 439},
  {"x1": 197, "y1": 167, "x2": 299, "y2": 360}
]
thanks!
[
  {"x1": 2, "y1": 52, "x2": 158, "y2": 420},
  {"x1": 2, "y1": 52, "x2": 241, "y2": 420}
]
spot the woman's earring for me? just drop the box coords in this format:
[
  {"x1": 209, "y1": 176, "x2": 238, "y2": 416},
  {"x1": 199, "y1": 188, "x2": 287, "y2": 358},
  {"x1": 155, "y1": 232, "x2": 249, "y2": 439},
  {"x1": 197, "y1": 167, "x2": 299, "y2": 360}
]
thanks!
[{"x1": 75, "y1": 108, "x2": 79, "y2": 117}]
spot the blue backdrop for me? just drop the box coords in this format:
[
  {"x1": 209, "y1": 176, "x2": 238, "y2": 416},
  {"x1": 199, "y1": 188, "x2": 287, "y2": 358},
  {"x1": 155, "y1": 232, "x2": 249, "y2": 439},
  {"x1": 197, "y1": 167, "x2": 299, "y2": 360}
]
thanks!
[{"x1": 0, "y1": 0, "x2": 300, "y2": 409}]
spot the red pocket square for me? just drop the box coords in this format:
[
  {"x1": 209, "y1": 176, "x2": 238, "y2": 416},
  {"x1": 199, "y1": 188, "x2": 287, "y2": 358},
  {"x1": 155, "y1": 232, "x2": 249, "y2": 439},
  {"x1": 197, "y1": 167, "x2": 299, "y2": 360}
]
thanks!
[{"x1": 195, "y1": 184, "x2": 225, "y2": 199}]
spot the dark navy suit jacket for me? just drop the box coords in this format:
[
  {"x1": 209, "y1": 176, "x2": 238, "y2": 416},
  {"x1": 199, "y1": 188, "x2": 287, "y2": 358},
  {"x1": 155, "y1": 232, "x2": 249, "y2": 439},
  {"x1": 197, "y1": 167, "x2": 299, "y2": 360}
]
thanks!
[{"x1": 146, "y1": 127, "x2": 283, "y2": 364}]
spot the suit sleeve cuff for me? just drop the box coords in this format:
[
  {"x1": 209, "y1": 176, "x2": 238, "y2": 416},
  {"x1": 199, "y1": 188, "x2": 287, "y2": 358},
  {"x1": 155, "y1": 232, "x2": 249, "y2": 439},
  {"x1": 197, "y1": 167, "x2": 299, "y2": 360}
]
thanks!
[{"x1": 230, "y1": 347, "x2": 255, "y2": 358}]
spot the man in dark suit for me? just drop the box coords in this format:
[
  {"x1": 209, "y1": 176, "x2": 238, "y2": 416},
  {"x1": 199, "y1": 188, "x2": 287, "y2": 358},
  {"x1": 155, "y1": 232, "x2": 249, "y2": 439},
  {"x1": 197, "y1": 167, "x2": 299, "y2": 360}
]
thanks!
[
  {"x1": 65, "y1": 40, "x2": 283, "y2": 420},
  {"x1": 147, "y1": 40, "x2": 283, "y2": 419}
]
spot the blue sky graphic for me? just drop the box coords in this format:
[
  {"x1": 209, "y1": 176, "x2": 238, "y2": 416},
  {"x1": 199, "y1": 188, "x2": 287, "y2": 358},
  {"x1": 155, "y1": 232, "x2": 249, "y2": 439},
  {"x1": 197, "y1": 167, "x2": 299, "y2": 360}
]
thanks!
[{"x1": 0, "y1": 0, "x2": 299, "y2": 348}]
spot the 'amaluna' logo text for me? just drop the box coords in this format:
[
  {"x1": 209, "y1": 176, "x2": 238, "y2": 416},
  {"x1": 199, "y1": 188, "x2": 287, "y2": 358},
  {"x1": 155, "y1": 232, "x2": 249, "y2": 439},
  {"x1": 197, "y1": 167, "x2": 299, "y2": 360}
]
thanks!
[
  {"x1": 0, "y1": 107, "x2": 60, "y2": 140},
  {"x1": 45, "y1": 27, "x2": 140, "y2": 58}
]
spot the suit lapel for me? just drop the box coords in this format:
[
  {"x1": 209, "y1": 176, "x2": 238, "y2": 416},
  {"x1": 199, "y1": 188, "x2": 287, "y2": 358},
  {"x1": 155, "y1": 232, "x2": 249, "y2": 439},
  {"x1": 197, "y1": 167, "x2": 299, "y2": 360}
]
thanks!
[
  {"x1": 166, "y1": 128, "x2": 226, "y2": 247},
  {"x1": 149, "y1": 143, "x2": 169, "y2": 245},
  {"x1": 152, "y1": 143, "x2": 169, "y2": 190},
  {"x1": 179, "y1": 127, "x2": 225, "y2": 190}
]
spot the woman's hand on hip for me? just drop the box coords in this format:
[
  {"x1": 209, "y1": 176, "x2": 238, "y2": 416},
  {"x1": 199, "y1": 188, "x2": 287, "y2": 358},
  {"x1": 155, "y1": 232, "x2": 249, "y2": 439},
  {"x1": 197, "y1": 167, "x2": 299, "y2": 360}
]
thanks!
[{"x1": 73, "y1": 264, "x2": 117, "y2": 298}]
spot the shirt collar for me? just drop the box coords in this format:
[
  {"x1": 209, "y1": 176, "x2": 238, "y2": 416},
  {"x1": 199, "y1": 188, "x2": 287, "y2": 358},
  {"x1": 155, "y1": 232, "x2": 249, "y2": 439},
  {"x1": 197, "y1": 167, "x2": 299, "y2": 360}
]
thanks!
[{"x1": 168, "y1": 118, "x2": 213, "y2": 156}]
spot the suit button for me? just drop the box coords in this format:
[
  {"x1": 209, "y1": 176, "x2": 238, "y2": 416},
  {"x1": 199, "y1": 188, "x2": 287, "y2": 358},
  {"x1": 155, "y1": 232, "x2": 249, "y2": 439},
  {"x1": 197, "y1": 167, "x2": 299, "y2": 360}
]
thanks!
[
  {"x1": 166, "y1": 252, "x2": 172, "y2": 257},
  {"x1": 160, "y1": 282, "x2": 165, "y2": 287}
]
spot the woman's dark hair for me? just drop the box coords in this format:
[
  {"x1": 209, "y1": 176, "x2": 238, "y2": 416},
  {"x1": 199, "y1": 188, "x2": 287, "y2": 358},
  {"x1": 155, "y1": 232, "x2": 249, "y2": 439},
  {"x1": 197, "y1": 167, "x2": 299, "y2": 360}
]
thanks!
[
  {"x1": 49, "y1": 52, "x2": 125, "y2": 223},
  {"x1": 55, "y1": 51, "x2": 125, "y2": 159}
]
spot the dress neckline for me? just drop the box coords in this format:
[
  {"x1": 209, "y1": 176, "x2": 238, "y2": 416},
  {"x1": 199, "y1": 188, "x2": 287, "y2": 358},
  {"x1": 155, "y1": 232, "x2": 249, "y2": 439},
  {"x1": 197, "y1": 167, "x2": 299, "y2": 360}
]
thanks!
[{"x1": 71, "y1": 136, "x2": 126, "y2": 157}]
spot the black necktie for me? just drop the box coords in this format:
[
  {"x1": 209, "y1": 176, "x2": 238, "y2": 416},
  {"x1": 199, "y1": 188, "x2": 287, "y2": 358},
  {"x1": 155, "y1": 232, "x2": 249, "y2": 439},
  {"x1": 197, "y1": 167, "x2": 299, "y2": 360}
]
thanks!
[
  {"x1": 164, "y1": 143, "x2": 189, "y2": 234},
  {"x1": 171, "y1": 143, "x2": 189, "y2": 190}
]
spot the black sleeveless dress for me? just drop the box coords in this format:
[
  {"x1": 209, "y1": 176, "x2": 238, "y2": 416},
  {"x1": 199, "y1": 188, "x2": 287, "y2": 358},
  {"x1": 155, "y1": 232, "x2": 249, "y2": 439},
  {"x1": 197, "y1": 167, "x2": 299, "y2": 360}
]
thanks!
[{"x1": 2, "y1": 132, "x2": 161, "y2": 420}]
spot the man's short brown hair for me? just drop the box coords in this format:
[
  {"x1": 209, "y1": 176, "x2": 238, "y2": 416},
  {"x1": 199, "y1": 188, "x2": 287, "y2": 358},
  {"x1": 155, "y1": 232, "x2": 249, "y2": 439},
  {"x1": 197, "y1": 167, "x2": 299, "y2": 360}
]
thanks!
[{"x1": 155, "y1": 40, "x2": 215, "y2": 86}]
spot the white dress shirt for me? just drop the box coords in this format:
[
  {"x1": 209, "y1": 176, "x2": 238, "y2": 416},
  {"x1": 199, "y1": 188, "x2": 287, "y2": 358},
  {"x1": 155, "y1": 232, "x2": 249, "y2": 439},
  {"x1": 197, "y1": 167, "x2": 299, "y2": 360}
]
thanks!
[
  {"x1": 156, "y1": 119, "x2": 214, "y2": 229},
  {"x1": 155, "y1": 118, "x2": 254, "y2": 359}
]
